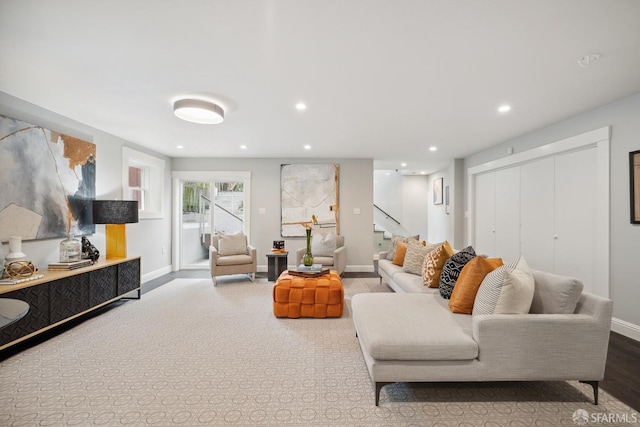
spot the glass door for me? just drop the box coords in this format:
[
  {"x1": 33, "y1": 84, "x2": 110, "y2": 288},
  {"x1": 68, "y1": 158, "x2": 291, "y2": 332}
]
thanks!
[
  {"x1": 181, "y1": 181, "x2": 212, "y2": 268},
  {"x1": 179, "y1": 179, "x2": 247, "y2": 269}
]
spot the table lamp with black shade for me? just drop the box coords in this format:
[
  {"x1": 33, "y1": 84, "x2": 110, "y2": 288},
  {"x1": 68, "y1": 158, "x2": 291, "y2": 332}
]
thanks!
[{"x1": 92, "y1": 200, "x2": 138, "y2": 259}]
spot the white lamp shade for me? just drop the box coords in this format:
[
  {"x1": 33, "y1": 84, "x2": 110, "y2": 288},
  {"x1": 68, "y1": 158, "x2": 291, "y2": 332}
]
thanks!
[{"x1": 173, "y1": 99, "x2": 224, "y2": 124}]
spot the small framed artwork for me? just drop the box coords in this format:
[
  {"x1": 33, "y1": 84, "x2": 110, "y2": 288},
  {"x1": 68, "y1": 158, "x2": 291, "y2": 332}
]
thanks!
[
  {"x1": 445, "y1": 185, "x2": 450, "y2": 214},
  {"x1": 630, "y1": 150, "x2": 640, "y2": 224},
  {"x1": 433, "y1": 177, "x2": 443, "y2": 205}
]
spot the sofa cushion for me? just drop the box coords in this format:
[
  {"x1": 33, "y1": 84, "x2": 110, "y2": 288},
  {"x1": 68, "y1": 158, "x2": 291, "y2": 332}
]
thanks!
[
  {"x1": 530, "y1": 270, "x2": 584, "y2": 314},
  {"x1": 386, "y1": 234, "x2": 419, "y2": 260},
  {"x1": 402, "y1": 239, "x2": 439, "y2": 275},
  {"x1": 217, "y1": 254, "x2": 253, "y2": 266},
  {"x1": 217, "y1": 232, "x2": 248, "y2": 256},
  {"x1": 439, "y1": 246, "x2": 476, "y2": 299},
  {"x1": 351, "y1": 293, "x2": 477, "y2": 361},
  {"x1": 473, "y1": 256, "x2": 535, "y2": 315},
  {"x1": 422, "y1": 241, "x2": 454, "y2": 288},
  {"x1": 311, "y1": 231, "x2": 337, "y2": 256},
  {"x1": 391, "y1": 241, "x2": 408, "y2": 266},
  {"x1": 392, "y1": 272, "x2": 436, "y2": 293},
  {"x1": 449, "y1": 256, "x2": 503, "y2": 314}
]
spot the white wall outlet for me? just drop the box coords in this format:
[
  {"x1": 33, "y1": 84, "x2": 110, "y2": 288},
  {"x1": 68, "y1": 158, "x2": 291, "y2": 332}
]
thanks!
[
  {"x1": 161, "y1": 246, "x2": 166, "y2": 254},
  {"x1": 507, "y1": 147, "x2": 514, "y2": 155},
  {"x1": 354, "y1": 208, "x2": 361, "y2": 215},
  {"x1": 258, "y1": 208, "x2": 266, "y2": 215}
]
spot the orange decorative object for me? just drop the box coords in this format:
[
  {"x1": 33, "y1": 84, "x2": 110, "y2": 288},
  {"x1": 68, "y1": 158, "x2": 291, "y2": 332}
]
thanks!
[
  {"x1": 105, "y1": 224, "x2": 127, "y2": 259},
  {"x1": 273, "y1": 270, "x2": 344, "y2": 318}
]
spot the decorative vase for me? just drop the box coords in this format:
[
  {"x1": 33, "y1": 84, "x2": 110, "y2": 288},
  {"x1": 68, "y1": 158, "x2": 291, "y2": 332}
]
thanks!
[
  {"x1": 5, "y1": 235, "x2": 27, "y2": 265},
  {"x1": 60, "y1": 234, "x2": 82, "y2": 262},
  {"x1": 302, "y1": 228, "x2": 314, "y2": 266}
]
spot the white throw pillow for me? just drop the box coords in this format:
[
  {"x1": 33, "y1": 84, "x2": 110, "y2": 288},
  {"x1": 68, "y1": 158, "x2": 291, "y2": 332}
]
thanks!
[
  {"x1": 311, "y1": 231, "x2": 337, "y2": 257},
  {"x1": 218, "y1": 232, "x2": 248, "y2": 256},
  {"x1": 473, "y1": 255, "x2": 535, "y2": 315}
]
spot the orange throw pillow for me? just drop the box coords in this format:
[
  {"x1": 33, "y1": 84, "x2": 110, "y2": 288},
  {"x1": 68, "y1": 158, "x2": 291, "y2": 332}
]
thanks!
[
  {"x1": 449, "y1": 256, "x2": 503, "y2": 314},
  {"x1": 391, "y1": 241, "x2": 408, "y2": 266},
  {"x1": 422, "y1": 241, "x2": 454, "y2": 287}
]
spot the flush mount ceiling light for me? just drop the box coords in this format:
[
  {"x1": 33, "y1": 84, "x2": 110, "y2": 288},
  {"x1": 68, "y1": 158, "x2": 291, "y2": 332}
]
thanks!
[
  {"x1": 498, "y1": 104, "x2": 512, "y2": 113},
  {"x1": 173, "y1": 99, "x2": 224, "y2": 124}
]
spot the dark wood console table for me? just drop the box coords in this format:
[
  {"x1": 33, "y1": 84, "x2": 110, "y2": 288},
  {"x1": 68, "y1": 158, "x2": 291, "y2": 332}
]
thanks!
[{"x1": 0, "y1": 256, "x2": 140, "y2": 351}]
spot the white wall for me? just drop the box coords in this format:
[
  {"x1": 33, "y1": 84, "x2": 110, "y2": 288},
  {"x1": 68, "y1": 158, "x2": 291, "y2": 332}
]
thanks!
[
  {"x1": 0, "y1": 92, "x2": 173, "y2": 281},
  {"x1": 373, "y1": 170, "x2": 428, "y2": 240},
  {"x1": 427, "y1": 169, "x2": 450, "y2": 243},
  {"x1": 463, "y1": 91, "x2": 640, "y2": 339},
  {"x1": 401, "y1": 175, "x2": 428, "y2": 241},
  {"x1": 172, "y1": 158, "x2": 374, "y2": 271}
]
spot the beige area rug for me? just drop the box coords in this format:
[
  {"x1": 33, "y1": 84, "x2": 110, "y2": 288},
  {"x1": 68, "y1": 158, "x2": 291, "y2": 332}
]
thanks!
[{"x1": 0, "y1": 277, "x2": 636, "y2": 426}]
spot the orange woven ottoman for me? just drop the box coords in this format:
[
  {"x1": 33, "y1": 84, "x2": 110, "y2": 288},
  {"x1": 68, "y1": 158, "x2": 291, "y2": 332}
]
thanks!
[{"x1": 273, "y1": 270, "x2": 344, "y2": 318}]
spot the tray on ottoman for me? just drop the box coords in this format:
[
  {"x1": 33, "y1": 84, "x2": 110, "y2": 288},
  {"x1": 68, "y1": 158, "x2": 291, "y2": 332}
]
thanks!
[{"x1": 273, "y1": 270, "x2": 344, "y2": 318}]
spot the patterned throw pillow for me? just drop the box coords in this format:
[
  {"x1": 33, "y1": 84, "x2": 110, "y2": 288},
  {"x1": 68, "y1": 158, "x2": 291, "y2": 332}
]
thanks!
[
  {"x1": 422, "y1": 241, "x2": 454, "y2": 288},
  {"x1": 449, "y1": 256, "x2": 503, "y2": 314},
  {"x1": 438, "y1": 246, "x2": 476, "y2": 299},
  {"x1": 402, "y1": 239, "x2": 440, "y2": 275},
  {"x1": 473, "y1": 256, "x2": 535, "y2": 315},
  {"x1": 386, "y1": 234, "x2": 419, "y2": 260}
]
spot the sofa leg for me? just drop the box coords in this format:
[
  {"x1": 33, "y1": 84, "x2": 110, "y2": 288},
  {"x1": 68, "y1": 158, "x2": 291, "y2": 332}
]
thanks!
[
  {"x1": 212, "y1": 277, "x2": 217, "y2": 287},
  {"x1": 580, "y1": 380, "x2": 599, "y2": 405},
  {"x1": 375, "y1": 382, "x2": 392, "y2": 406},
  {"x1": 250, "y1": 273, "x2": 255, "y2": 282}
]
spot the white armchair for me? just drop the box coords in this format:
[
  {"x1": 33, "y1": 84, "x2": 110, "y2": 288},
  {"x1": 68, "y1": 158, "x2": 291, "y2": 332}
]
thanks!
[
  {"x1": 296, "y1": 234, "x2": 346, "y2": 275},
  {"x1": 209, "y1": 233, "x2": 257, "y2": 286}
]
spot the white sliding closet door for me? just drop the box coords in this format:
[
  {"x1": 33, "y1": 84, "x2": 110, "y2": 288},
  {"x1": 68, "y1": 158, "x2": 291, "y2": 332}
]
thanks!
[
  {"x1": 494, "y1": 167, "x2": 520, "y2": 261},
  {"x1": 468, "y1": 127, "x2": 609, "y2": 298},
  {"x1": 554, "y1": 148, "x2": 598, "y2": 291},
  {"x1": 520, "y1": 157, "x2": 555, "y2": 272}
]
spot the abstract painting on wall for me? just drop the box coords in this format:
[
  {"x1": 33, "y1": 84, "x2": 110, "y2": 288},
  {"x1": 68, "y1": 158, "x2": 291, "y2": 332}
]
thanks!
[
  {"x1": 281, "y1": 164, "x2": 339, "y2": 237},
  {"x1": 0, "y1": 115, "x2": 96, "y2": 241}
]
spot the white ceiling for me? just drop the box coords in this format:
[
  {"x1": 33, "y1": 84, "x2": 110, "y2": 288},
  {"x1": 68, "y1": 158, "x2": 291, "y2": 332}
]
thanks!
[{"x1": 2, "y1": 1, "x2": 640, "y2": 174}]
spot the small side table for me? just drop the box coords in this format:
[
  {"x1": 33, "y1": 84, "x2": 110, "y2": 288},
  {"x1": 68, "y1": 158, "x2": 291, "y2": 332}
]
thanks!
[{"x1": 266, "y1": 252, "x2": 288, "y2": 281}]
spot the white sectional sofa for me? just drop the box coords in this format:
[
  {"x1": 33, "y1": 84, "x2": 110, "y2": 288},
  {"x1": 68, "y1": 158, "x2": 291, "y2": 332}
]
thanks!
[{"x1": 354, "y1": 251, "x2": 613, "y2": 406}]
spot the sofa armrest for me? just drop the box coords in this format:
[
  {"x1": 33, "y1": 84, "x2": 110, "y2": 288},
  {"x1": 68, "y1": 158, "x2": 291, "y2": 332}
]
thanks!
[
  {"x1": 247, "y1": 245, "x2": 257, "y2": 268},
  {"x1": 295, "y1": 247, "x2": 305, "y2": 266},
  {"x1": 209, "y1": 245, "x2": 219, "y2": 276},
  {"x1": 378, "y1": 251, "x2": 388, "y2": 260},
  {"x1": 472, "y1": 313, "x2": 611, "y2": 380},
  {"x1": 333, "y1": 245, "x2": 347, "y2": 275}
]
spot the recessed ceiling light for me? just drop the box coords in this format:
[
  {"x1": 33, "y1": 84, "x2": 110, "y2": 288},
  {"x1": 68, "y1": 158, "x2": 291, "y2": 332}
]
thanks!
[
  {"x1": 240, "y1": 145, "x2": 247, "y2": 150},
  {"x1": 173, "y1": 99, "x2": 224, "y2": 124},
  {"x1": 420, "y1": 171, "x2": 426, "y2": 175},
  {"x1": 304, "y1": 144, "x2": 311, "y2": 150},
  {"x1": 429, "y1": 146, "x2": 437, "y2": 152},
  {"x1": 401, "y1": 163, "x2": 407, "y2": 167},
  {"x1": 177, "y1": 145, "x2": 184, "y2": 149},
  {"x1": 296, "y1": 102, "x2": 307, "y2": 110},
  {"x1": 497, "y1": 104, "x2": 511, "y2": 113}
]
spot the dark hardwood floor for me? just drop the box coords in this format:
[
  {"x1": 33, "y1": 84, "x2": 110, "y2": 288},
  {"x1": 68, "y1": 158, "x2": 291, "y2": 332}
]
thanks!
[{"x1": 2, "y1": 270, "x2": 639, "y2": 411}]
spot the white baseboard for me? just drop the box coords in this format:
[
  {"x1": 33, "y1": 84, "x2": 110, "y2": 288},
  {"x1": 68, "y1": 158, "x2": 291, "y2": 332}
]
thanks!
[
  {"x1": 611, "y1": 317, "x2": 640, "y2": 342},
  {"x1": 141, "y1": 265, "x2": 172, "y2": 283},
  {"x1": 345, "y1": 265, "x2": 375, "y2": 273},
  {"x1": 258, "y1": 265, "x2": 375, "y2": 273}
]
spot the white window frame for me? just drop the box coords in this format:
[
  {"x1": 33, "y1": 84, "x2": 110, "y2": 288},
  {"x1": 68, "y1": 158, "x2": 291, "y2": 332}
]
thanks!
[{"x1": 122, "y1": 147, "x2": 165, "y2": 219}]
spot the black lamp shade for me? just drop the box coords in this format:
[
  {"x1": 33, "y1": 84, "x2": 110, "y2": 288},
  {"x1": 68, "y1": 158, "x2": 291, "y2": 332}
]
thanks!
[{"x1": 92, "y1": 200, "x2": 139, "y2": 224}]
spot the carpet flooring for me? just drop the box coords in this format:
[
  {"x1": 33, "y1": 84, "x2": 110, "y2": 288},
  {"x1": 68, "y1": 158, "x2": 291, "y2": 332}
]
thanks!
[{"x1": 0, "y1": 276, "x2": 636, "y2": 426}]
